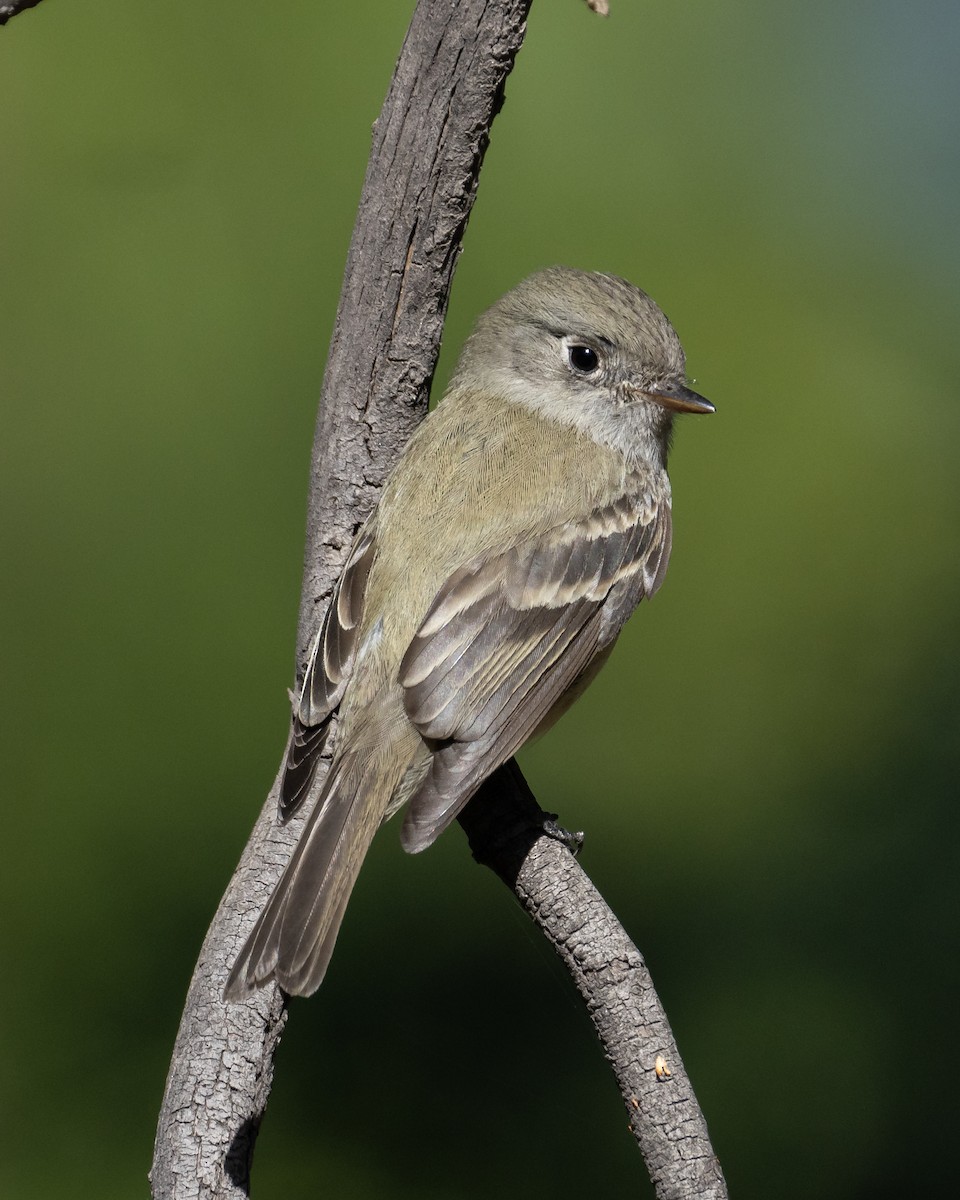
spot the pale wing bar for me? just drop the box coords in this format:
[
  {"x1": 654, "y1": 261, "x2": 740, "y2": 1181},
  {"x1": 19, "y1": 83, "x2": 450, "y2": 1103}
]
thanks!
[{"x1": 398, "y1": 491, "x2": 671, "y2": 851}]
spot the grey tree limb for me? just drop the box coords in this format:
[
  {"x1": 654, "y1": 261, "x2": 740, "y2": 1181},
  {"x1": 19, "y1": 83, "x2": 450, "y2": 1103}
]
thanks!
[
  {"x1": 461, "y1": 761, "x2": 727, "y2": 1199},
  {"x1": 150, "y1": 3, "x2": 534, "y2": 1196},
  {"x1": 150, "y1": 1, "x2": 727, "y2": 1197},
  {"x1": 0, "y1": 0, "x2": 44, "y2": 27}
]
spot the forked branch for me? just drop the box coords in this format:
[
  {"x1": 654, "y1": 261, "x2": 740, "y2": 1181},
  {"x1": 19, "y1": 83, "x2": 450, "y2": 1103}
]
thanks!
[{"x1": 150, "y1": 2, "x2": 725, "y2": 1197}]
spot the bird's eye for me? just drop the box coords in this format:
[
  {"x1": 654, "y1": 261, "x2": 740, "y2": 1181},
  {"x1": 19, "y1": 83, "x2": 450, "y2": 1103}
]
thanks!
[{"x1": 566, "y1": 343, "x2": 600, "y2": 374}]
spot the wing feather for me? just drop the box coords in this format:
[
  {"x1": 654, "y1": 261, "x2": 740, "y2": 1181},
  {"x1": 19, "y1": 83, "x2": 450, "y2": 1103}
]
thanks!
[
  {"x1": 398, "y1": 489, "x2": 672, "y2": 851},
  {"x1": 279, "y1": 522, "x2": 376, "y2": 819}
]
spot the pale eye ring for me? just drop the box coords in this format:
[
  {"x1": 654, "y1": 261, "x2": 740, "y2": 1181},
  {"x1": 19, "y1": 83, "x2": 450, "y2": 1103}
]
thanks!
[{"x1": 566, "y1": 343, "x2": 600, "y2": 374}]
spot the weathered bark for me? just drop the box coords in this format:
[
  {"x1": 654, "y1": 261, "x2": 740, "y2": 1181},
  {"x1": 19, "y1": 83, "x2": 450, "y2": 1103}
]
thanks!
[
  {"x1": 462, "y1": 762, "x2": 727, "y2": 1199},
  {"x1": 151, "y1": 3, "x2": 535, "y2": 1197},
  {"x1": 150, "y1": 2, "x2": 726, "y2": 1198}
]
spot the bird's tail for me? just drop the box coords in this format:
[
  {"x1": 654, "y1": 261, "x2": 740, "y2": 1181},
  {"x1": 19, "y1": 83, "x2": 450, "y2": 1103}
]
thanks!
[{"x1": 224, "y1": 751, "x2": 385, "y2": 999}]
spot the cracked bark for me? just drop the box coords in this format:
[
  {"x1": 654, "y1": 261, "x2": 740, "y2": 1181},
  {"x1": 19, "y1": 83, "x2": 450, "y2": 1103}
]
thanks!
[
  {"x1": 462, "y1": 761, "x2": 727, "y2": 1199},
  {"x1": 149, "y1": 2, "x2": 726, "y2": 1197}
]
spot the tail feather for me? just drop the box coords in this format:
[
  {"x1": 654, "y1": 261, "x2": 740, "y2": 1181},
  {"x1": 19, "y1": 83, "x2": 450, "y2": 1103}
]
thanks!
[{"x1": 224, "y1": 753, "x2": 383, "y2": 999}]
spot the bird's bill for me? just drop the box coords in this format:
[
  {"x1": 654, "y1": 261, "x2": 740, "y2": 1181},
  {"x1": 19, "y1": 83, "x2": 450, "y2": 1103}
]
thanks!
[{"x1": 641, "y1": 382, "x2": 715, "y2": 415}]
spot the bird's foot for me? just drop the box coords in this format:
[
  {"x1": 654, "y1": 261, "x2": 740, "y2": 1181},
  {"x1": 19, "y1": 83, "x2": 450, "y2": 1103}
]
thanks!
[{"x1": 540, "y1": 814, "x2": 585, "y2": 856}]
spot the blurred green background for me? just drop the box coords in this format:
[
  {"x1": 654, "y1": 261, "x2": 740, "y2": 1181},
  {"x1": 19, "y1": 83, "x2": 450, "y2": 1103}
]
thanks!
[{"x1": 2, "y1": 1, "x2": 958, "y2": 1197}]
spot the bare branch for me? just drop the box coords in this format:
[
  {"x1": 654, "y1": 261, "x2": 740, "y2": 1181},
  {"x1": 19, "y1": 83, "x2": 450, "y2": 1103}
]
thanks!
[
  {"x1": 0, "y1": 0, "x2": 44, "y2": 28},
  {"x1": 461, "y1": 762, "x2": 728, "y2": 1199},
  {"x1": 151, "y1": 2, "x2": 726, "y2": 1198},
  {"x1": 152, "y1": 2, "x2": 533, "y2": 1195}
]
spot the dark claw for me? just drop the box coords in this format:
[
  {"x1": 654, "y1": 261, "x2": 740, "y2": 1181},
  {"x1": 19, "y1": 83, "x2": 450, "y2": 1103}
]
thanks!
[{"x1": 541, "y1": 814, "x2": 585, "y2": 855}]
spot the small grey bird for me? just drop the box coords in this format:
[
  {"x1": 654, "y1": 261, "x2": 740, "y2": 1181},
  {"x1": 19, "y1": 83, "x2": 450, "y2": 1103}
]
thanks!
[{"x1": 225, "y1": 267, "x2": 713, "y2": 999}]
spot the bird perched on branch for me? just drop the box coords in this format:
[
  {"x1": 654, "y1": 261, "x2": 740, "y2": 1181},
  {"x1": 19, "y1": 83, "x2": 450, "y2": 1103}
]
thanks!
[{"x1": 225, "y1": 266, "x2": 714, "y2": 1000}]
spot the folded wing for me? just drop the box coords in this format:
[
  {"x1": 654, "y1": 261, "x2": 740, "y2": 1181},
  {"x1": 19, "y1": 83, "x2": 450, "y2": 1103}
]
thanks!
[
  {"x1": 398, "y1": 488, "x2": 672, "y2": 851},
  {"x1": 280, "y1": 521, "x2": 377, "y2": 819}
]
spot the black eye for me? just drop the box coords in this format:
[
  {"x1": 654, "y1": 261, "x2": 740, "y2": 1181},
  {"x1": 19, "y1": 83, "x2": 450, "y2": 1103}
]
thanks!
[{"x1": 567, "y1": 344, "x2": 599, "y2": 374}]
